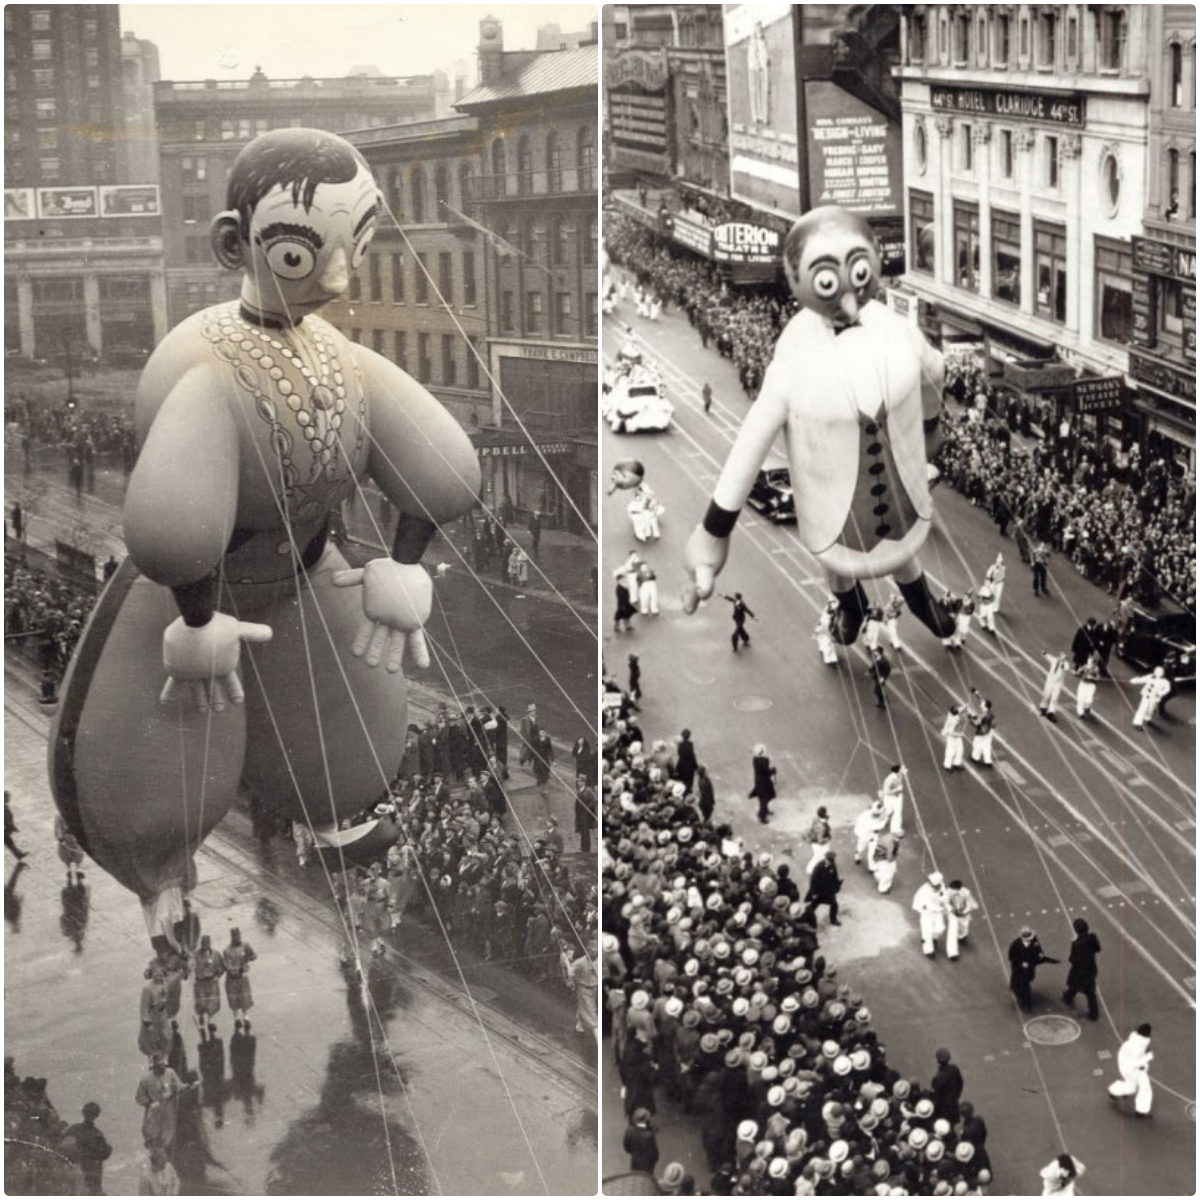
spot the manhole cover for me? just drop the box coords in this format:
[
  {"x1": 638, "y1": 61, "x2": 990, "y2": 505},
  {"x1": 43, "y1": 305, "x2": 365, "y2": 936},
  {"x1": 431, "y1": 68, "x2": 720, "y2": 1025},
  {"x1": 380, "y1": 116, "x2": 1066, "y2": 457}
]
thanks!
[
  {"x1": 1024, "y1": 1015, "x2": 1081, "y2": 1045},
  {"x1": 734, "y1": 695, "x2": 774, "y2": 712},
  {"x1": 1187, "y1": 1103, "x2": 1196, "y2": 1122},
  {"x1": 685, "y1": 672, "x2": 717, "y2": 686}
]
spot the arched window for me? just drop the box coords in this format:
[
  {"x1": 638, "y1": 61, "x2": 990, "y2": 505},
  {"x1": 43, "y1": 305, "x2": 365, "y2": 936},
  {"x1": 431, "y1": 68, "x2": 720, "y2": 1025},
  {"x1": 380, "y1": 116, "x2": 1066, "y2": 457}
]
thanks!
[
  {"x1": 386, "y1": 166, "x2": 403, "y2": 219},
  {"x1": 546, "y1": 131, "x2": 562, "y2": 192},
  {"x1": 458, "y1": 160, "x2": 473, "y2": 207},
  {"x1": 1170, "y1": 42, "x2": 1183, "y2": 107},
  {"x1": 577, "y1": 127, "x2": 595, "y2": 189},
  {"x1": 410, "y1": 165, "x2": 425, "y2": 223},
  {"x1": 491, "y1": 138, "x2": 506, "y2": 199},
  {"x1": 434, "y1": 164, "x2": 450, "y2": 216},
  {"x1": 517, "y1": 135, "x2": 532, "y2": 195},
  {"x1": 586, "y1": 214, "x2": 598, "y2": 264},
  {"x1": 1167, "y1": 148, "x2": 1181, "y2": 217}
]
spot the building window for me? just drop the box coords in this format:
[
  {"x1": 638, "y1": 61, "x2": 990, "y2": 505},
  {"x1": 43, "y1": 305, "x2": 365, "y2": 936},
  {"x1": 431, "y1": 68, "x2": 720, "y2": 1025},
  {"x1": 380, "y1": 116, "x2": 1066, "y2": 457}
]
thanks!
[
  {"x1": 960, "y1": 124, "x2": 973, "y2": 172},
  {"x1": 1045, "y1": 136, "x2": 1059, "y2": 189},
  {"x1": 435, "y1": 164, "x2": 449, "y2": 216},
  {"x1": 37, "y1": 129, "x2": 57, "y2": 149},
  {"x1": 458, "y1": 161, "x2": 472, "y2": 207},
  {"x1": 491, "y1": 138, "x2": 506, "y2": 193},
  {"x1": 1020, "y1": 17, "x2": 1029, "y2": 57},
  {"x1": 587, "y1": 216, "x2": 598, "y2": 264},
  {"x1": 83, "y1": 17, "x2": 98, "y2": 38},
  {"x1": 185, "y1": 235, "x2": 208, "y2": 264},
  {"x1": 463, "y1": 251, "x2": 476, "y2": 305},
  {"x1": 1099, "y1": 8, "x2": 1125, "y2": 71},
  {"x1": 1094, "y1": 237, "x2": 1133, "y2": 346},
  {"x1": 1190, "y1": 151, "x2": 1197, "y2": 220},
  {"x1": 220, "y1": 119, "x2": 236, "y2": 141},
  {"x1": 1166, "y1": 149, "x2": 1181, "y2": 218},
  {"x1": 914, "y1": 121, "x2": 928, "y2": 176},
  {"x1": 501, "y1": 290, "x2": 515, "y2": 332},
  {"x1": 237, "y1": 119, "x2": 251, "y2": 142},
  {"x1": 30, "y1": 11, "x2": 51, "y2": 32},
  {"x1": 577, "y1": 127, "x2": 595, "y2": 189},
  {"x1": 1100, "y1": 152, "x2": 1121, "y2": 216},
  {"x1": 35, "y1": 98, "x2": 56, "y2": 120},
  {"x1": 953, "y1": 12, "x2": 970, "y2": 63},
  {"x1": 553, "y1": 219, "x2": 571, "y2": 265},
  {"x1": 181, "y1": 155, "x2": 206, "y2": 182},
  {"x1": 1034, "y1": 220, "x2": 1067, "y2": 323},
  {"x1": 910, "y1": 189, "x2": 935, "y2": 274},
  {"x1": 909, "y1": 13, "x2": 927, "y2": 62},
  {"x1": 554, "y1": 292, "x2": 572, "y2": 335},
  {"x1": 181, "y1": 195, "x2": 209, "y2": 223},
  {"x1": 1067, "y1": 16, "x2": 1078, "y2": 59},
  {"x1": 193, "y1": 119, "x2": 207, "y2": 141},
  {"x1": 85, "y1": 47, "x2": 99, "y2": 69},
  {"x1": 372, "y1": 329, "x2": 385, "y2": 356},
  {"x1": 977, "y1": 14, "x2": 987, "y2": 59},
  {"x1": 1170, "y1": 43, "x2": 1184, "y2": 107},
  {"x1": 386, "y1": 167, "x2": 402, "y2": 217},
  {"x1": 466, "y1": 339, "x2": 481, "y2": 389},
  {"x1": 1159, "y1": 279, "x2": 1185, "y2": 338},
  {"x1": 393, "y1": 330, "x2": 408, "y2": 372},
  {"x1": 995, "y1": 14, "x2": 1011, "y2": 65},
  {"x1": 32, "y1": 67, "x2": 54, "y2": 89},
  {"x1": 391, "y1": 253, "x2": 405, "y2": 302},
  {"x1": 350, "y1": 328, "x2": 362, "y2": 345},
  {"x1": 438, "y1": 251, "x2": 453, "y2": 302},
  {"x1": 368, "y1": 253, "x2": 382, "y2": 302},
  {"x1": 418, "y1": 333, "x2": 431, "y2": 383},
  {"x1": 517, "y1": 136, "x2": 533, "y2": 195},
  {"x1": 953, "y1": 201, "x2": 980, "y2": 293},
  {"x1": 415, "y1": 254, "x2": 429, "y2": 303},
  {"x1": 1037, "y1": 11, "x2": 1057, "y2": 68},
  {"x1": 442, "y1": 334, "x2": 456, "y2": 385},
  {"x1": 586, "y1": 292, "x2": 598, "y2": 337},
  {"x1": 526, "y1": 291, "x2": 543, "y2": 332},
  {"x1": 38, "y1": 156, "x2": 61, "y2": 180},
  {"x1": 998, "y1": 129, "x2": 1014, "y2": 180},
  {"x1": 410, "y1": 166, "x2": 425, "y2": 223},
  {"x1": 992, "y1": 210, "x2": 1021, "y2": 305},
  {"x1": 348, "y1": 271, "x2": 361, "y2": 303},
  {"x1": 547, "y1": 131, "x2": 562, "y2": 191}
]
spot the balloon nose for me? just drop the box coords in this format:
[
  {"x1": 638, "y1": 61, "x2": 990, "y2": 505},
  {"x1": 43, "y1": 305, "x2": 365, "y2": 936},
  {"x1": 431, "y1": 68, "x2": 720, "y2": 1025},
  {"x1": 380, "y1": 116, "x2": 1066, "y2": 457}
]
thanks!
[
  {"x1": 318, "y1": 248, "x2": 350, "y2": 295},
  {"x1": 838, "y1": 293, "x2": 860, "y2": 325}
]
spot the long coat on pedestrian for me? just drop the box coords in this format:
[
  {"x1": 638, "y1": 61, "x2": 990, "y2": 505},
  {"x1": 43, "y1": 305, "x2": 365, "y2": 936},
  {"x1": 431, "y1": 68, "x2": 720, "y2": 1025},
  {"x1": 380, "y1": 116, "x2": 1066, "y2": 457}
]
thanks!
[
  {"x1": 1066, "y1": 928, "x2": 1102, "y2": 991},
  {"x1": 675, "y1": 736, "x2": 698, "y2": 793},
  {"x1": 931, "y1": 1060, "x2": 964, "y2": 1124},
  {"x1": 748, "y1": 755, "x2": 776, "y2": 803}
]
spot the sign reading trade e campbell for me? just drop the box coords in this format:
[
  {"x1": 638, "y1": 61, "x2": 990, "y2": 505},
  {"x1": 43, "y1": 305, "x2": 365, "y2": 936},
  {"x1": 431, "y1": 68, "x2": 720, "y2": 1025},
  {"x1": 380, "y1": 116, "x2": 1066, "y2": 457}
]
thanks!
[{"x1": 930, "y1": 85, "x2": 1086, "y2": 128}]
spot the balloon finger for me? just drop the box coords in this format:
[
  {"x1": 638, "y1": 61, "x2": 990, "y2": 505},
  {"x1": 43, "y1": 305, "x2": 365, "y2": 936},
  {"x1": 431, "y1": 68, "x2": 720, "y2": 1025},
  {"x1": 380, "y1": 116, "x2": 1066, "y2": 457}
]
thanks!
[
  {"x1": 681, "y1": 584, "x2": 699, "y2": 615},
  {"x1": 694, "y1": 565, "x2": 715, "y2": 599},
  {"x1": 408, "y1": 628, "x2": 430, "y2": 670},
  {"x1": 209, "y1": 678, "x2": 229, "y2": 713},
  {"x1": 331, "y1": 568, "x2": 365, "y2": 589},
  {"x1": 385, "y1": 630, "x2": 406, "y2": 674},
  {"x1": 365, "y1": 622, "x2": 390, "y2": 667},
  {"x1": 237, "y1": 621, "x2": 274, "y2": 644},
  {"x1": 191, "y1": 681, "x2": 210, "y2": 713},
  {"x1": 350, "y1": 617, "x2": 374, "y2": 658},
  {"x1": 160, "y1": 676, "x2": 185, "y2": 706},
  {"x1": 225, "y1": 669, "x2": 246, "y2": 706}
]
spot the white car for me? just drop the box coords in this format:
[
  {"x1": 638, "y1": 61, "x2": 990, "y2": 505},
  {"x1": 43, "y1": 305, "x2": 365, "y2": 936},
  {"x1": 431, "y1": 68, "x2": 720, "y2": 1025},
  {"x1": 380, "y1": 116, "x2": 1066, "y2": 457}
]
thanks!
[{"x1": 603, "y1": 365, "x2": 674, "y2": 433}]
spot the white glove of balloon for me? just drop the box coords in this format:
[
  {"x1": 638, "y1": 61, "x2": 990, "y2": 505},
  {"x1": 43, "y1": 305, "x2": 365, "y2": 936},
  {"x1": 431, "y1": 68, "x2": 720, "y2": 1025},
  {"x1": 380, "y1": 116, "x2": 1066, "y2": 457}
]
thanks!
[
  {"x1": 331, "y1": 557, "x2": 432, "y2": 672},
  {"x1": 160, "y1": 613, "x2": 274, "y2": 712},
  {"x1": 681, "y1": 526, "x2": 730, "y2": 615}
]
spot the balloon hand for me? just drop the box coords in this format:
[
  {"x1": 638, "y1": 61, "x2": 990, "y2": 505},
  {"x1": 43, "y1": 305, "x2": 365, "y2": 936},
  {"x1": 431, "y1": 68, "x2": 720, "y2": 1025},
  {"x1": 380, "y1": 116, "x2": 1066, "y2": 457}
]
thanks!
[
  {"x1": 332, "y1": 557, "x2": 432, "y2": 672},
  {"x1": 160, "y1": 613, "x2": 273, "y2": 713},
  {"x1": 681, "y1": 525, "x2": 728, "y2": 615}
]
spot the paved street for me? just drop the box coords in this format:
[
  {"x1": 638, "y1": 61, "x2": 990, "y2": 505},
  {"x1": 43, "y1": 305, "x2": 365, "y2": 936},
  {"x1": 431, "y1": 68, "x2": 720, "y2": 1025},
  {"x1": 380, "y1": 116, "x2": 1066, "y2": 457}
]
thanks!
[{"x1": 600, "y1": 296, "x2": 1196, "y2": 1195}]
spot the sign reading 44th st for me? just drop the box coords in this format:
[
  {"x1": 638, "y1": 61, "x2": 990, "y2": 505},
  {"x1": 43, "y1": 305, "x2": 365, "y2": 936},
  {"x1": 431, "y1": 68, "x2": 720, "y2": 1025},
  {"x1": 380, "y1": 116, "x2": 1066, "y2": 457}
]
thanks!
[{"x1": 930, "y1": 85, "x2": 1086, "y2": 128}]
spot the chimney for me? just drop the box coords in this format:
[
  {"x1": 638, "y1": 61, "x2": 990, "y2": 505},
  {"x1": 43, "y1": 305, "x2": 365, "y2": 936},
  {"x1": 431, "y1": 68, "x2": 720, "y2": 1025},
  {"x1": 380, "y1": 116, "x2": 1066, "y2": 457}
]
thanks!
[
  {"x1": 454, "y1": 58, "x2": 468, "y2": 102},
  {"x1": 585, "y1": 20, "x2": 599, "y2": 46},
  {"x1": 478, "y1": 16, "x2": 503, "y2": 85}
]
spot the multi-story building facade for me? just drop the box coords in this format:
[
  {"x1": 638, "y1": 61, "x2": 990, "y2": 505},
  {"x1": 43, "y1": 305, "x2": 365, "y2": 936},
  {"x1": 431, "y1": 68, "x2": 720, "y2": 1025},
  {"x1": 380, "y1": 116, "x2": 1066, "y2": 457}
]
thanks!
[
  {"x1": 153, "y1": 71, "x2": 447, "y2": 326},
  {"x1": 3, "y1": 5, "x2": 166, "y2": 358},
  {"x1": 121, "y1": 30, "x2": 162, "y2": 184},
  {"x1": 895, "y1": 4, "x2": 1163, "y2": 444},
  {"x1": 1128, "y1": 4, "x2": 1196, "y2": 461},
  {"x1": 454, "y1": 17, "x2": 600, "y2": 532}
]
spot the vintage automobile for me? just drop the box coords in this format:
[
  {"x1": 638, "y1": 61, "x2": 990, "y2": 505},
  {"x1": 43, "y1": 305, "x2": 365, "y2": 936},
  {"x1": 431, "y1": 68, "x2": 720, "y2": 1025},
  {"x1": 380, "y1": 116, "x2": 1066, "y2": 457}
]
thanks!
[
  {"x1": 603, "y1": 363, "x2": 674, "y2": 433},
  {"x1": 746, "y1": 466, "x2": 797, "y2": 524},
  {"x1": 1118, "y1": 597, "x2": 1196, "y2": 683}
]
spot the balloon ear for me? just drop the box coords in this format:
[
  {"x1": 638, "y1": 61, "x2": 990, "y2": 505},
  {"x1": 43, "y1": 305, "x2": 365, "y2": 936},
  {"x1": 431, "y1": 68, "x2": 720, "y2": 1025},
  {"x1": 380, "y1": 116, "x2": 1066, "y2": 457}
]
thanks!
[{"x1": 210, "y1": 212, "x2": 244, "y2": 271}]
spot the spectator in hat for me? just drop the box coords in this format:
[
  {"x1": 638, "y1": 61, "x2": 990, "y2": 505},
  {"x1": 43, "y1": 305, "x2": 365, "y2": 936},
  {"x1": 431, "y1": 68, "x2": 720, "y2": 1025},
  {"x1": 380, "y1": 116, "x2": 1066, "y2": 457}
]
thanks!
[
  {"x1": 1008, "y1": 926, "x2": 1059, "y2": 1012},
  {"x1": 623, "y1": 1108, "x2": 659, "y2": 1173},
  {"x1": 930, "y1": 1048, "x2": 964, "y2": 1124},
  {"x1": 63, "y1": 1101, "x2": 113, "y2": 1194}
]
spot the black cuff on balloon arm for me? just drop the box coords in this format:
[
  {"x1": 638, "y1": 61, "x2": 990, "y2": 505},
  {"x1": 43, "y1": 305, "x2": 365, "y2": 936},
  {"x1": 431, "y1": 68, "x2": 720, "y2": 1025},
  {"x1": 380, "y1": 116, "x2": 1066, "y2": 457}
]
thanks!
[
  {"x1": 702, "y1": 501, "x2": 739, "y2": 540},
  {"x1": 172, "y1": 576, "x2": 217, "y2": 627},
  {"x1": 391, "y1": 513, "x2": 438, "y2": 565}
]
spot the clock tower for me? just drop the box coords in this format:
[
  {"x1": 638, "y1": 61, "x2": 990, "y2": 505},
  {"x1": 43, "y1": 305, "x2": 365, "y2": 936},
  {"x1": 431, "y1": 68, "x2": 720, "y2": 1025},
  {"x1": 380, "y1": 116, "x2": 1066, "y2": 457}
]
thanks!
[{"x1": 478, "y1": 16, "x2": 504, "y2": 85}]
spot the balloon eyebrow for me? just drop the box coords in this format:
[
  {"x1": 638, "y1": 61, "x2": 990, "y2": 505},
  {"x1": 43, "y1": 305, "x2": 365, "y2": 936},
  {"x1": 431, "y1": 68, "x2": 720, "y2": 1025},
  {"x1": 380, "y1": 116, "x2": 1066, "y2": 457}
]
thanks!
[
  {"x1": 809, "y1": 255, "x2": 839, "y2": 269},
  {"x1": 257, "y1": 222, "x2": 324, "y2": 248},
  {"x1": 353, "y1": 203, "x2": 380, "y2": 239}
]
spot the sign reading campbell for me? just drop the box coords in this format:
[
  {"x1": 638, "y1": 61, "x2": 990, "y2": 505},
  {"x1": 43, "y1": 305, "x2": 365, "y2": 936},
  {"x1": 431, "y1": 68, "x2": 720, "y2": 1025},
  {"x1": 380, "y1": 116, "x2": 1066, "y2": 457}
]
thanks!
[
  {"x1": 930, "y1": 85, "x2": 1086, "y2": 127},
  {"x1": 711, "y1": 221, "x2": 781, "y2": 264}
]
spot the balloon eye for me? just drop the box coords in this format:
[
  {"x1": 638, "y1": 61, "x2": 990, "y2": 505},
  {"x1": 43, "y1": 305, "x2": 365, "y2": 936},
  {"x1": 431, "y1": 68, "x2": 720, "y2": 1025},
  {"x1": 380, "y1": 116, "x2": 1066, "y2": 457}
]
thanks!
[
  {"x1": 351, "y1": 227, "x2": 375, "y2": 269},
  {"x1": 264, "y1": 240, "x2": 316, "y2": 280},
  {"x1": 850, "y1": 259, "x2": 873, "y2": 289},
  {"x1": 812, "y1": 268, "x2": 839, "y2": 299}
]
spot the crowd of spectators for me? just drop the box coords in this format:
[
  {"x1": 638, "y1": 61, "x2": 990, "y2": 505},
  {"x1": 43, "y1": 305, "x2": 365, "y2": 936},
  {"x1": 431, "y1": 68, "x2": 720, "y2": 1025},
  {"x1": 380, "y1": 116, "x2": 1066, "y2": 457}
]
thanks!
[
  {"x1": 601, "y1": 671, "x2": 996, "y2": 1196},
  {"x1": 937, "y1": 362, "x2": 1196, "y2": 611},
  {"x1": 3, "y1": 555, "x2": 95, "y2": 683},
  {"x1": 605, "y1": 214, "x2": 798, "y2": 396},
  {"x1": 6, "y1": 398, "x2": 137, "y2": 465}
]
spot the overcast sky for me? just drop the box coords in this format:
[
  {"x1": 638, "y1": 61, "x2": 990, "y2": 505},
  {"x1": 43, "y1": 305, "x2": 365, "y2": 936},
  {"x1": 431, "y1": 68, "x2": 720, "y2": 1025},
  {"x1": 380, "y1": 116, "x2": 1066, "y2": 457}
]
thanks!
[{"x1": 118, "y1": 3, "x2": 596, "y2": 83}]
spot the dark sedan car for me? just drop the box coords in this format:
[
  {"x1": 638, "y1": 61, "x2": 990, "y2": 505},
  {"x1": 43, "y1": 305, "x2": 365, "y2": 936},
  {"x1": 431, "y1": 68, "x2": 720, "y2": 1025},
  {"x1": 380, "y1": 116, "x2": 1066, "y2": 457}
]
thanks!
[
  {"x1": 746, "y1": 467, "x2": 796, "y2": 524},
  {"x1": 1118, "y1": 599, "x2": 1196, "y2": 683}
]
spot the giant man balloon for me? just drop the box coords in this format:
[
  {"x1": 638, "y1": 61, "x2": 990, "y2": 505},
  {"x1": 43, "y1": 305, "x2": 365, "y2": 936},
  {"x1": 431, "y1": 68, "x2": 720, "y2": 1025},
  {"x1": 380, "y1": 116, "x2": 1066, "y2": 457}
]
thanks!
[
  {"x1": 49, "y1": 130, "x2": 480, "y2": 945},
  {"x1": 683, "y1": 206, "x2": 955, "y2": 644}
]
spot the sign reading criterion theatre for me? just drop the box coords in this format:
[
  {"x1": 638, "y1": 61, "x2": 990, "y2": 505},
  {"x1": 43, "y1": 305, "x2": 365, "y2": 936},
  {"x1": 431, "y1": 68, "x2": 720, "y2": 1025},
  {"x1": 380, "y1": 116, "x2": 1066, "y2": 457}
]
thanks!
[{"x1": 930, "y1": 84, "x2": 1086, "y2": 128}]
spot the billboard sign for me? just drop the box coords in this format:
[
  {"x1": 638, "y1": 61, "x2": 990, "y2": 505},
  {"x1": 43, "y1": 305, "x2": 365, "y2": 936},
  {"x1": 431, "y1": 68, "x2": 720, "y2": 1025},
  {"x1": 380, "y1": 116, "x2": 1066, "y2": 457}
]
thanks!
[
  {"x1": 725, "y1": 3, "x2": 800, "y2": 218},
  {"x1": 37, "y1": 187, "x2": 98, "y2": 219},
  {"x1": 4, "y1": 189, "x2": 36, "y2": 220},
  {"x1": 607, "y1": 49, "x2": 672, "y2": 176},
  {"x1": 99, "y1": 184, "x2": 160, "y2": 217},
  {"x1": 930, "y1": 85, "x2": 1086, "y2": 128},
  {"x1": 805, "y1": 80, "x2": 902, "y2": 217},
  {"x1": 712, "y1": 221, "x2": 781, "y2": 264}
]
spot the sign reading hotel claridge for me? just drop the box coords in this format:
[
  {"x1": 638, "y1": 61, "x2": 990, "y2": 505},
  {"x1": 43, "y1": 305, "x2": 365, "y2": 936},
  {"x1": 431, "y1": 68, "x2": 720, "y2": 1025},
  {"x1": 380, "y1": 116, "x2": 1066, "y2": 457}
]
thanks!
[{"x1": 930, "y1": 85, "x2": 1086, "y2": 128}]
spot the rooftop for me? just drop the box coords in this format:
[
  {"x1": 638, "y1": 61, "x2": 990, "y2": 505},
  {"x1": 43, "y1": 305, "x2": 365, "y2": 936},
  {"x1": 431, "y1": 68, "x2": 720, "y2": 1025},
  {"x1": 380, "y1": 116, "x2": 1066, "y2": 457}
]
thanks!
[{"x1": 456, "y1": 45, "x2": 597, "y2": 108}]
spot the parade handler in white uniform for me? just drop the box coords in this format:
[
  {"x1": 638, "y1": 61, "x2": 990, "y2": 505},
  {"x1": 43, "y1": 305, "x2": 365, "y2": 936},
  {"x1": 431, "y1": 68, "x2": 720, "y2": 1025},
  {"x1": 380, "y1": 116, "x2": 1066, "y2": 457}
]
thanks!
[
  {"x1": 682, "y1": 206, "x2": 955, "y2": 646},
  {"x1": 912, "y1": 871, "x2": 949, "y2": 958}
]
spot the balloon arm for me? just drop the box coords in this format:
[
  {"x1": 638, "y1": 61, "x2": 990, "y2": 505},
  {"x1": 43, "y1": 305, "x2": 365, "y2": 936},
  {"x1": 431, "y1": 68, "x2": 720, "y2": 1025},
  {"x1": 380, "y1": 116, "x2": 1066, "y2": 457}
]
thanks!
[
  {"x1": 171, "y1": 576, "x2": 218, "y2": 628},
  {"x1": 710, "y1": 379, "x2": 787, "y2": 515},
  {"x1": 391, "y1": 513, "x2": 437, "y2": 566}
]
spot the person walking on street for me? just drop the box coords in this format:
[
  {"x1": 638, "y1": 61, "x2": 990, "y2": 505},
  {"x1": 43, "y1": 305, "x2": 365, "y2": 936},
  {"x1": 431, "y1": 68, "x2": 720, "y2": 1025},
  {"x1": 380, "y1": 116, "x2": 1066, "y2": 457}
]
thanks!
[
  {"x1": 1131, "y1": 666, "x2": 1172, "y2": 730},
  {"x1": 1031, "y1": 540, "x2": 1050, "y2": 597},
  {"x1": 518, "y1": 704, "x2": 541, "y2": 770},
  {"x1": 1040, "y1": 1154, "x2": 1085, "y2": 1196},
  {"x1": 5, "y1": 792, "x2": 28, "y2": 860},
  {"x1": 976, "y1": 578, "x2": 998, "y2": 634},
  {"x1": 986, "y1": 553, "x2": 1006, "y2": 615},
  {"x1": 695, "y1": 765, "x2": 715, "y2": 824},
  {"x1": 1062, "y1": 917, "x2": 1101, "y2": 1021},
  {"x1": 574, "y1": 775, "x2": 596, "y2": 854},
  {"x1": 10, "y1": 501, "x2": 24, "y2": 543},
  {"x1": 882, "y1": 593, "x2": 906, "y2": 651},
  {"x1": 675, "y1": 729, "x2": 697, "y2": 793},
  {"x1": 853, "y1": 799, "x2": 888, "y2": 865},
  {"x1": 804, "y1": 851, "x2": 842, "y2": 927},
  {"x1": 626, "y1": 654, "x2": 642, "y2": 704},
  {"x1": 930, "y1": 1048, "x2": 964, "y2": 1124},
  {"x1": 941, "y1": 705, "x2": 967, "y2": 771},
  {"x1": 1038, "y1": 652, "x2": 1070, "y2": 722},
  {"x1": 1075, "y1": 654, "x2": 1101, "y2": 719},
  {"x1": 701, "y1": 382, "x2": 713, "y2": 414},
  {"x1": 1007, "y1": 926, "x2": 1058, "y2": 1011},
  {"x1": 880, "y1": 764, "x2": 907, "y2": 837},
  {"x1": 191, "y1": 935, "x2": 225, "y2": 1033},
  {"x1": 868, "y1": 647, "x2": 892, "y2": 709},
  {"x1": 814, "y1": 602, "x2": 839, "y2": 666},
  {"x1": 725, "y1": 592, "x2": 756, "y2": 652},
  {"x1": 623, "y1": 1108, "x2": 659, "y2": 1173},
  {"x1": 912, "y1": 871, "x2": 949, "y2": 958},
  {"x1": 636, "y1": 560, "x2": 659, "y2": 615},
  {"x1": 223, "y1": 927, "x2": 257, "y2": 1029},
  {"x1": 967, "y1": 688, "x2": 995, "y2": 767},
  {"x1": 64, "y1": 1101, "x2": 113, "y2": 1195},
  {"x1": 945, "y1": 879, "x2": 979, "y2": 960},
  {"x1": 805, "y1": 806, "x2": 832, "y2": 874},
  {"x1": 139, "y1": 1146, "x2": 180, "y2": 1196},
  {"x1": 748, "y1": 745, "x2": 777, "y2": 825},
  {"x1": 613, "y1": 560, "x2": 637, "y2": 634},
  {"x1": 949, "y1": 589, "x2": 975, "y2": 649},
  {"x1": 1108, "y1": 1024, "x2": 1154, "y2": 1117},
  {"x1": 528, "y1": 508, "x2": 542, "y2": 556}
]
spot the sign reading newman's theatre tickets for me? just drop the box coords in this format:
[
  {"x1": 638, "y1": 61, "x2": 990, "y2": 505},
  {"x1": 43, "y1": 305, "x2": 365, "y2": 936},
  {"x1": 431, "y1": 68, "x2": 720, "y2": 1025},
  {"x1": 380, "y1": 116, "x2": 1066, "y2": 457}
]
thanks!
[{"x1": 930, "y1": 85, "x2": 1086, "y2": 128}]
